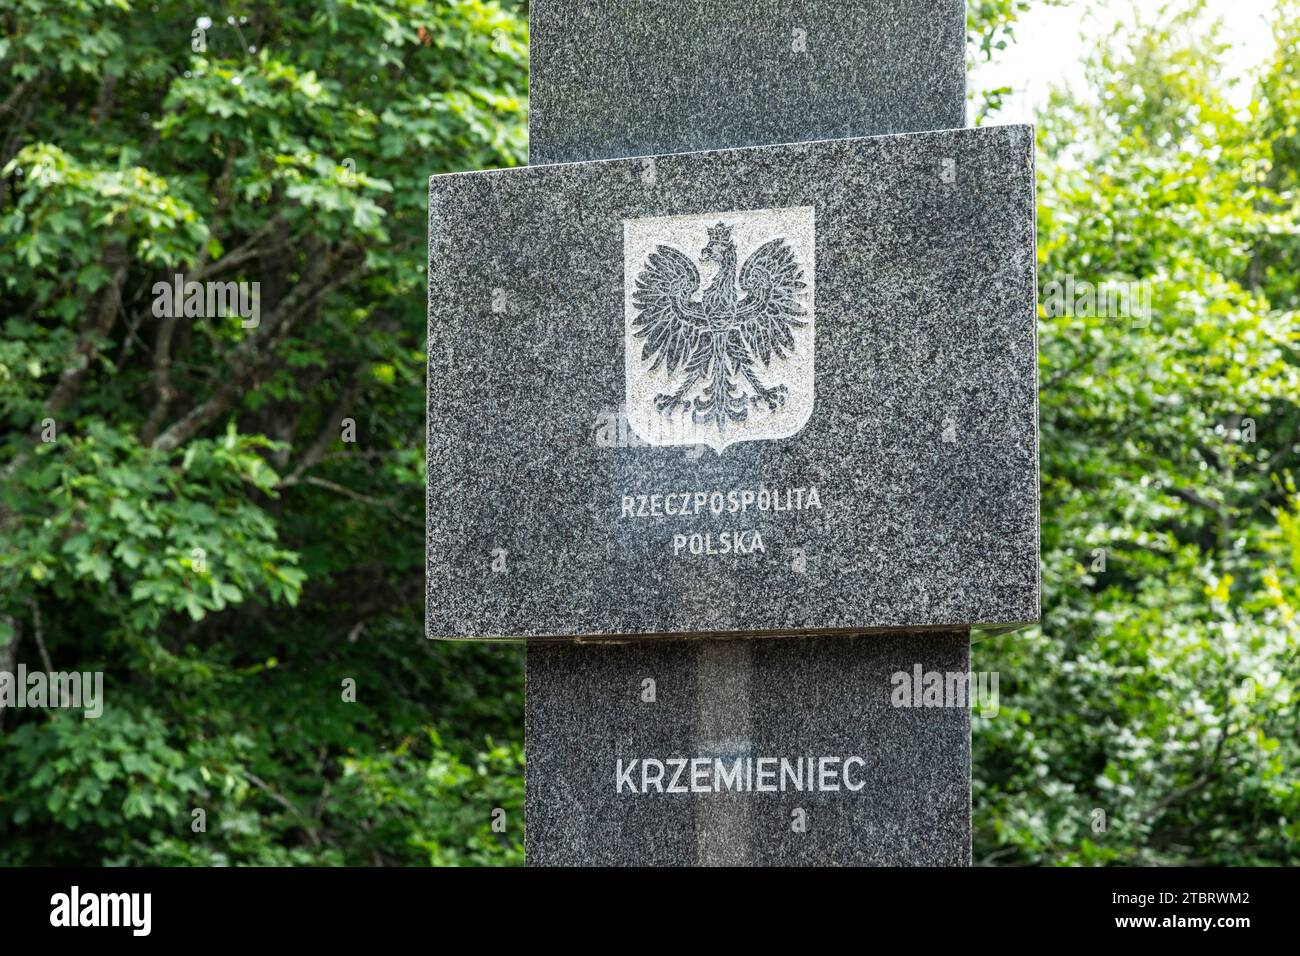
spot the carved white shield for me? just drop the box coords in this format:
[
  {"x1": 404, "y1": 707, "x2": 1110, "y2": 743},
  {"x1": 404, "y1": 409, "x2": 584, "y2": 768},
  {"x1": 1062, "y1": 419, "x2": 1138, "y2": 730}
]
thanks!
[{"x1": 624, "y1": 206, "x2": 816, "y2": 454}]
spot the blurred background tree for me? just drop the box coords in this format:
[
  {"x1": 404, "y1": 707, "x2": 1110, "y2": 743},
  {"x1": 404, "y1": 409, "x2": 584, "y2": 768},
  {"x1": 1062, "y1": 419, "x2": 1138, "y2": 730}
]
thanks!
[
  {"x1": 973, "y1": 1, "x2": 1300, "y2": 865},
  {"x1": 0, "y1": 0, "x2": 1296, "y2": 865},
  {"x1": 1, "y1": 0, "x2": 528, "y2": 865}
]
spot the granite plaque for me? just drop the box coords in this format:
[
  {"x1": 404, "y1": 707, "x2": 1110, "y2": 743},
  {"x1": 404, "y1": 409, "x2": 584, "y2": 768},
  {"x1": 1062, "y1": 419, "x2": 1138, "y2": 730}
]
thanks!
[
  {"x1": 528, "y1": 0, "x2": 967, "y2": 165},
  {"x1": 426, "y1": 125, "x2": 1039, "y2": 642}
]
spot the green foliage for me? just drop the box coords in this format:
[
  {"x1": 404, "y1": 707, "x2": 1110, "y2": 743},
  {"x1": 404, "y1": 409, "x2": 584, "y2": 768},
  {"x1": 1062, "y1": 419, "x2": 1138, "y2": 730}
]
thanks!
[
  {"x1": 332, "y1": 731, "x2": 524, "y2": 867},
  {"x1": 1, "y1": 0, "x2": 527, "y2": 865},
  {"x1": 974, "y1": 2, "x2": 1300, "y2": 865}
]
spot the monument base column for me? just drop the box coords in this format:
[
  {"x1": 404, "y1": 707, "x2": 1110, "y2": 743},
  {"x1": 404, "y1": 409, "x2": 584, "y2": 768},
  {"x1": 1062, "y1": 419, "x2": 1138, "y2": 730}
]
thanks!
[{"x1": 525, "y1": 631, "x2": 971, "y2": 866}]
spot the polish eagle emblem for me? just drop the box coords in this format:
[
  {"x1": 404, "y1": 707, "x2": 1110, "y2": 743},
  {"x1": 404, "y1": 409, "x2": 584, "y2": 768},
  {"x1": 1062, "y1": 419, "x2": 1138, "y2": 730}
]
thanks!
[{"x1": 630, "y1": 221, "x2": 809, "y2": 433}]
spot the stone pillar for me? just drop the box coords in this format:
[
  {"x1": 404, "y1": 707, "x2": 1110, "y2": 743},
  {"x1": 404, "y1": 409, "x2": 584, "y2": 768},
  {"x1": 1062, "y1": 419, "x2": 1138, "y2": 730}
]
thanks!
[
  {"x1": 524, "y1": 0, "x2": 982, "y2": 867},
  {"x1": 527, "y1": 632, "x2": 971, "y2": 866}
]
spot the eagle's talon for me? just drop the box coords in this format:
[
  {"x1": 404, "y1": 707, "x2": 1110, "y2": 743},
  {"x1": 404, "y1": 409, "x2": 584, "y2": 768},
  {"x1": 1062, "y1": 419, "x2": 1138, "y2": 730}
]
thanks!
[
  {"x1": 655, "y1": 393, "x2": 692, "y2": 416},
  {"x1": 751, "y1": 384, "x2": 788, "y2": 412}
]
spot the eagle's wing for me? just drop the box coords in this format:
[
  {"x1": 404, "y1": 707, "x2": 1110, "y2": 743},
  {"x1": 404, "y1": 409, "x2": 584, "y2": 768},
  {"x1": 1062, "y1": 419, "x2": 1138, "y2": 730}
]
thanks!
[
  {"x1": 631, "y1": 245, "x2": 709, "y2": 374},
  {"x1": 735, "y1": 238, "x2": 808, "y2": 365}
]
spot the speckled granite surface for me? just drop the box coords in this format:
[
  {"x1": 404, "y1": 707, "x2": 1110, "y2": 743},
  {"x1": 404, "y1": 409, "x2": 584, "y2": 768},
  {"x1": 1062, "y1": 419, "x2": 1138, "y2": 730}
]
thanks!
[
  {"x1": 525, "y1": 630, "x2": 972, "y2": 866},
  {"x1": 528, "y1": 0, "x2": 967, "y2": 165},
  {"x1": 426, "y1": 126, "x2": 1039, "y2": 642}
]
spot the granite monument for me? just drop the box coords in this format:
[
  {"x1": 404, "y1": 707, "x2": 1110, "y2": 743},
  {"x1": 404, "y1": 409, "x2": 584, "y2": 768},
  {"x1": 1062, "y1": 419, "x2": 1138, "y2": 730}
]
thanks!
[{"x1": 426, "y1": 0, "x2": 1039, "y2": 865}]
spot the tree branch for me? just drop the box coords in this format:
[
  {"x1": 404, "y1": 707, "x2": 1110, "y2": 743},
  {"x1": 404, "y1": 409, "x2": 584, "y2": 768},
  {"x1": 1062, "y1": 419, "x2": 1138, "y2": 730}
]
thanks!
[
  {"x1": 243, "y1": 770, "x2": 322, "y2": 847},
  {"x1": 1139, "y1": 728, "x2": 1235, "y2": 826},
  {"x1": 45, "y1": 242, "x2": 128, "y2": 417},
  {"x1": 148, "y1": 246, "x2": 364, "y2": 453},
  {"x1": 278, "y1": 476, "x2": 421, "y2": 528},
  {"x1": 142, "y1": 145, "x2": 241, "y2": 444},
  {"x1": 283, "y1": 366, "x2": 367, "y2": 485},
  {"x1": 28, "y1": 599, "x2": 52, "y2": 674}
]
